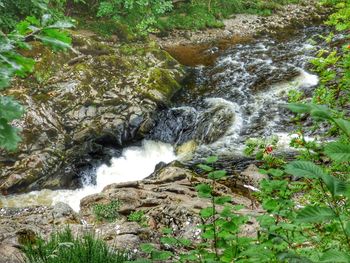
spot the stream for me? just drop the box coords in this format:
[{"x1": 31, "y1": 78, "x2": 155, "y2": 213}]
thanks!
[{"x1": 0, "y1": 26, "x2": 327, "y2": 211}]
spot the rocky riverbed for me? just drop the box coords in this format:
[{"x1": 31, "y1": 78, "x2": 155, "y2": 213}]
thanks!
[
  {"x1": 0, "y1": 31, "x2": 184, "y2": 195},
  {"x1": 0, "y1": 162, "x2": 264, "y2": 262}
]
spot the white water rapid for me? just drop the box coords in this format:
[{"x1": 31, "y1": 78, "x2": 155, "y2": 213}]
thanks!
[{"x1": 0, "y1": 140, "x2": 176, "y2": 211}]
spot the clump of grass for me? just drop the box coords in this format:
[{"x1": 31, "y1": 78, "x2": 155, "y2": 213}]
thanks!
[
  {"x1": 127, "y1": 210, "x2": 148, "y2": 227},
  {"x1": 22, "y1": 228, "x2": 127, "y2": 263},
  {"x1": 93, "y1": 200, "x2": 121, "y2": 222}
]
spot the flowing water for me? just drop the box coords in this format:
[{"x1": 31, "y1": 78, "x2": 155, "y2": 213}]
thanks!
[
  {"x1": 149, "y1": 27, "x2": 325, "y2": 159},
  {"x1": 0, "y1": 26, "x2": 328, "y2": 211},
  {"x1": 0, "y1": 141, "x2": 175, "y2": 211}
]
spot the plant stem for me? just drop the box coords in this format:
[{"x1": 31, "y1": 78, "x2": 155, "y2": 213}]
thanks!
[
  {"x1": 319, "y1": 180, "x2": 350, "y2": 249},
  {"x1": 212, "y1": 180, "x2": 219, "y2": 260}
]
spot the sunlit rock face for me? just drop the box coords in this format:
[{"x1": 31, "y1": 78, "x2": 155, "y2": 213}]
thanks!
[{"x1": 0, "y1": 31, "x2": 184, "y2": 194}]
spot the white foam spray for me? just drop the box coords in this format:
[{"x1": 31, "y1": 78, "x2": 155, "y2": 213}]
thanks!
[{"x1": 0, "y1": 140, "x2": 176, "y2": 211}]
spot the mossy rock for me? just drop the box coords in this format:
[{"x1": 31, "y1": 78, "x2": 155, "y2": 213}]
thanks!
[{"x1": 1, "y1": 32, "x2": 185, "y2": 194}]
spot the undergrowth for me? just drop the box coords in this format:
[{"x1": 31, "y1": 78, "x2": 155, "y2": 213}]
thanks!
[{"x1": 22, "y1": 228, "x2": 128, "y2": 263}]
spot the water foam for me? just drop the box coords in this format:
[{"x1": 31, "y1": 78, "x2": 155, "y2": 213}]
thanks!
[{"x1": 0, "y1": 140, "x2": 176, "y2": 211}]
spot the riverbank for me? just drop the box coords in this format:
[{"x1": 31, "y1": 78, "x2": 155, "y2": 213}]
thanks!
[{"x1": 154, "y1": 0, "x2": 329, "y2": 66}]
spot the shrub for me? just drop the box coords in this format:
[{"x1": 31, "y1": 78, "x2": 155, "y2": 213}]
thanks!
[
  {"x1": 22, "y1": 228, "x2": 127, "y2": 263},
  {"x1": 93, "y1": 200, "x2": 121, "y2": 222},
  {"x1": 127, "y1": 210, "x2": 147, "y2": 226}
]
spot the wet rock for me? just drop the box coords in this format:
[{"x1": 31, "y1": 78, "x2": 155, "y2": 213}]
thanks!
[
  {"x1": 80, "y1": 163, "x2": 262, "y2": 245},
  {"x1": 240, "y1": 164, "x2": 268, "y2": 188},
  {"x1": 154, "y1": 161, "x2": 167, "y2": 173},
  {"x1": 52, "y1": 202, "x2": 80, "y2": 224},
  {"x1": 0, "y1": 32, "x2": 184, "y2": 194}
]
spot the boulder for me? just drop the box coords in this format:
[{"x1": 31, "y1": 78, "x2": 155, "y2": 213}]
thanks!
[
  {"x1": 0, "y1": 31, "x2": 184, "y2": 194},
  {"x1": 0, "y1": 205, "x2": 79, "y2": 263},
  {"x1": 80, "y1": 163, "x2": 263, "y2": 247}
]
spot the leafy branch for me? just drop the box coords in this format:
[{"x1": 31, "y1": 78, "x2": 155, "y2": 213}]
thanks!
[{"x1": 0, "y1": 15, "x2": 74, "y2": 150}]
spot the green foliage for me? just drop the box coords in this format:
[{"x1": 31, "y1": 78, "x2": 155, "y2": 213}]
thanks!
[
  {"x1": 22, "y1": 228, "x2": 127, "y2": 263},
  {"x1": 308, "y1": 2, "x2": 350, "y2": 109},
  {"x1": 96, "y1": 0, "x2": 173, "y2": 35},
  {"x1": 0, "y1": 15, "x2": 73, "y2": 151},
  {"x1": 244, "y1": 135, "x2": 285, "y2": 167},
  {"x1": 93, "y1": 200, "x2": 120, "y2": 222},
  {"x1": 288, "y1": 89, "x2": 304, "y2": 103},
  {"x1": 324, "y1": 1, "x2": 350, "y2": 31},
  {"x1": 156, "y1": 0, "x2": 300, "y2": 32},
  {"x1": 0, "y1": 0, "x2": 81, "y2": 32},
  {"x1": 324, "y1": 142, "x2": 350, "y2": 162},
  {"x1": 137, "y1": 157, "x2": 256, "y2": 262},
  {"x1": 0, "y1": 97, "x2": 24, "y2": 150},
  {"x1": 128, "y1": 210, "x2": 147, "y2": 226}
]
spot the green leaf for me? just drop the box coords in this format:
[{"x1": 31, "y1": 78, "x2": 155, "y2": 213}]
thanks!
[
  {"x1": 0, "y1": 119, "x2": 22, "y2": 150},
  {"x1": 232, "y1": 204, "x2": 245, "y2": 211},
  {"x1": 140, "y1": 243, "x2": 155, "y2": 253},
  {"x1": 258, "y1": 169, "x2": 268, "y2": 174},
  {"x1": 319, "y1": 250, "x2": 350, "y2": 262},
  {"x1": 278, "y1": 252, "x2": 314, "y2": 263},
  {"x1": 178, "y1": 238, "x2": 191, "y2": 247},
  {"x1": 161, "y1": 228, "x2": 173, "y2": 235},
  {"x1": 160, "y1": 237, "x2": 177, "y2": 246},
  {"x1": 26, "y1": 16, "x2": 40, "y2": 26},
  {"x1": 220, "y1": 206, "x2": 234, "y2": 218},
  {"x1": 310, "y1": 109, "x2": 333, "y2": 121},
  {"x1": 334, "y1": 118, "x2": 350, "y2": 138},
  {"x1": 345, "y1": 221, "x2": 350, "y2": 236},
  {"x1": 197, "y1": 164, "x2": 213, "y2": 172},
  {"x1": 321, "y1": 174, "x2": 349, "y2": 197},
  {"x1": 0, "y1": 53, "x2": 35, "y2": 77},
  {"x1": 201, "y1": 229, "x2": 215, "y2": 239},
  {"x1": 179, "y1": 252, "x2": 199, "y2": 261},
  {"x1": 222, "y1": 221, "x2": 239, "y2": 232},
  {"x1": 48, "y1": 20, "x2": 74, "y2": 29},
  {"x1": 205, "y1": 156, "x2": 218, "y2": 164},
  {"x1": 268, "y1": 168, "x2": 284, "y2": 177},
  {"x1": 200, "y1": 207, "x2": 215, "y2": 219},
  {"x1": 220, "y1": 247, "x2": 235, "y2": 263},
  {"x1": 262, "y1": 199, "x2": 279, "y2": 211},
  {"x1": 35, "y1": 35, "x2": 71, "y2": 50},
  {"x1": 16, "y1": 20, "x2": 31, "y2": 35},
  {"x1": 258, "y1": 214, "x2": 275, "y2": 227},
  {"x1": 321, "y1": 174, "x2": 337, "y2": 196},
  {"x1": 151, "y1": 250, "x2": 173, "y2": 261},
  {"x1": 324, "y1": 142, "x2": 350, "y2": 162},
  {"x1": 0, "y1": 68, "x2": 12, "y2": 89},
  {"x1": 0, "y1": 96, "x2": 24, "y2": 121},
  {"x1": 36, "y1": 29, "x2": 72, "y2": 51},
  {"x1": 208, "y1": 170, "x2": 227, "y2": 180},
  {"x1": 334, "y1": 180, "x2": 350, "y2": 196},
  {"x1": 285, "y1": 161, "x2": 328, "y2": 179},
  {"x1": 214, "y1": 196, "x2": 232, "y2": 205},
  {"x1": 287, "y1": 103, "x2": 312, "y2": 113},
  {"x1": 296, "y1": 206, "x2": 336, "y2": 223},
  {"x1": 196, "y1": 183, "x2": 212, "y2": 198}
]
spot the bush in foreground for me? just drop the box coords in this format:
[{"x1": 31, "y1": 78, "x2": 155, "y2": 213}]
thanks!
[{"x1": 22, "y1": 228, "x2": 127, "y2": 263}]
